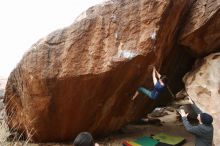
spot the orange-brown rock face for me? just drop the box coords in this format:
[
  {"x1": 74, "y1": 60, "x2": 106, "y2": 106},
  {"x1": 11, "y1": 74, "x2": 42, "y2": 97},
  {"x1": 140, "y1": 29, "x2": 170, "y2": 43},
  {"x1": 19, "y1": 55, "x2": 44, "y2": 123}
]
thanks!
[
  {"x1": 4, "y1": 0, "x2": 192, "y2": 142},
  {"x1": 179, "y1": 0, "x2": 220, "y2": 56},
  {"x1": 184, "y1": 53, "x2": 220, "y2": 145}
]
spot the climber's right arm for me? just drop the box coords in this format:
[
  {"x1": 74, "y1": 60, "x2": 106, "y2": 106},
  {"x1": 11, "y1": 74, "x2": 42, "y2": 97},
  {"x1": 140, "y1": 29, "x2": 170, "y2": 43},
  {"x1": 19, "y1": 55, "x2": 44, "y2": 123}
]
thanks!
[{"x1": 152, "y1": 67, "x2": 157, "y2": 85}]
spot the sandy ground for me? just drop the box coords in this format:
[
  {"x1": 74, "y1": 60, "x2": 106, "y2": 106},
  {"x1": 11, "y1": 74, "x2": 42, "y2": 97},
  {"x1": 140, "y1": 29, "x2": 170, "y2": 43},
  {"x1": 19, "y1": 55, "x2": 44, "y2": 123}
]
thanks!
[{"x1": 1, "y1": 104, "x2": 195, "y2": 146}]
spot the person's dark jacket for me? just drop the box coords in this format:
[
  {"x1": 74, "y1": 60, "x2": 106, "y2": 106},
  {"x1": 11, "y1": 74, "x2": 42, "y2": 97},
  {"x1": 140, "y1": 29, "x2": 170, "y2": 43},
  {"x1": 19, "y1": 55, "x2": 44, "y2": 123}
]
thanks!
[{"x1": 181, "y1": 103, "x2": 213, "y2": 146}]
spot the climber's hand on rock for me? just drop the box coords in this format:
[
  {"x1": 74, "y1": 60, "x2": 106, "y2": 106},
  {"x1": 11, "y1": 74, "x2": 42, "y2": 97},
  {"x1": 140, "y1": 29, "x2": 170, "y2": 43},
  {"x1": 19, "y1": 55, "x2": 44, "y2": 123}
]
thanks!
[
  {"x1": 153, "y1": 65, "x2": 156, "y2": 70},
  {"x1": 148, "y1": 65, "x2": 154, "y2": 70}
]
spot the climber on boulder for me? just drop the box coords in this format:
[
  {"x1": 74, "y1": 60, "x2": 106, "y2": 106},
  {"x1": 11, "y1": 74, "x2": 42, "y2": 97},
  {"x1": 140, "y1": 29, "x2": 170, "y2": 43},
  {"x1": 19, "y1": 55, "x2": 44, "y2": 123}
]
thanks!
[{"x1": 132, "y1": 66, "x2": 167, "y2": 100}]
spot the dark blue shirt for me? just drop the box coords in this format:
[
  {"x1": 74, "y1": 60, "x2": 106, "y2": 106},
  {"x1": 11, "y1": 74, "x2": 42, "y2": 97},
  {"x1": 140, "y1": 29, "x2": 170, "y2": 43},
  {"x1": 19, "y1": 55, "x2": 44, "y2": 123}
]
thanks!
[{"x1": 151, "y1": 81, "x2": 165, "y2": 99}]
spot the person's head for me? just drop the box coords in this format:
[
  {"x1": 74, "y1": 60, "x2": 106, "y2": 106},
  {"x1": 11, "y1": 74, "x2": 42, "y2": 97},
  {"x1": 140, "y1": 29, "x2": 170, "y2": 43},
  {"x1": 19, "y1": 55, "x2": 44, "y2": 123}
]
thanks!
[
  {"x1": 73, "y1": 132, "x2": 94, "y2": 146},
  {"x1": 197, "y1": 113, "x2": 213, "y2": 125},
  {"x1": 159, "y1": 75, "x2": 167, "y2": 84}
]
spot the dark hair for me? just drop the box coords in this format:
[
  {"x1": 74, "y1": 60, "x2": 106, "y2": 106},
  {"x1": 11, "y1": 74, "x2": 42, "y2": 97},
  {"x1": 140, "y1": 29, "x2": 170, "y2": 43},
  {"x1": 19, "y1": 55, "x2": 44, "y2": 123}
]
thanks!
[
  {"x1": 187, "y1": 112, "x2": 199, "y2": 124},
  {"x1": 160, "y1": 75, "x2": 167, "y2": 84},
  {"x1": 73, "y1": 132, "x2": 94, "y2": 146},
  {"x1": 200, "y1": 113, "x2": 213, "y2": 125},
  {"x1": 187, "y1": 112, "x2": 198, "y2": 120}
]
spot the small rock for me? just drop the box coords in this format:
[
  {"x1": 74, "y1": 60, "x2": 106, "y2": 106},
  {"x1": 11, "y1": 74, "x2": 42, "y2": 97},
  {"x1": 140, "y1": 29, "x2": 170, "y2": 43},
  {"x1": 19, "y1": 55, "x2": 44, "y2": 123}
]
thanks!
[{"x1": 149, "y1": 108, "x2": 169, "y2": 117}]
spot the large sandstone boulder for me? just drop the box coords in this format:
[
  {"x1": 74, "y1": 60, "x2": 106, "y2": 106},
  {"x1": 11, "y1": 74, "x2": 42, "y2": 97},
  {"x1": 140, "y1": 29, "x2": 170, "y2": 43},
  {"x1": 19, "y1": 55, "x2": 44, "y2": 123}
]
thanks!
[
  {"x1": 4, "y1": 0, "x2": 193, "y2": 142},
  {"x1": 179, "y1": 0, "x2": 220, "y2": 56},
  {"x1": 183, "y1": 53, "x2": 220, "y2": 145}
]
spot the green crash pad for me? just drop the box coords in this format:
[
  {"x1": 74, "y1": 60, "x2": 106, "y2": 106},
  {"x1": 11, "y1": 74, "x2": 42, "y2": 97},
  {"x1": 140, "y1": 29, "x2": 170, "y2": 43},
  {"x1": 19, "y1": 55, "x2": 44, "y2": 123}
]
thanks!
[
  {"x1": 123, "y1": 136, "x2": 159, "y2": 146},
  {"x1": 152, "y1": 133, "x2": 185, "y2": 145},
  {"x1": 135, "y1": 136, "x2": 159, "y2": 146}
]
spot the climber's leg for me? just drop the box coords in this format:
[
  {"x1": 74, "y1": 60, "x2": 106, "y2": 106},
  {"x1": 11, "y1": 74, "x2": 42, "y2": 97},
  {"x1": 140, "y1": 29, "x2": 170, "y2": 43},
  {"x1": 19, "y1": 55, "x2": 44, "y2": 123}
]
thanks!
[{"x1": 137, "y1": 87, "x2": 152, "y2": 98}]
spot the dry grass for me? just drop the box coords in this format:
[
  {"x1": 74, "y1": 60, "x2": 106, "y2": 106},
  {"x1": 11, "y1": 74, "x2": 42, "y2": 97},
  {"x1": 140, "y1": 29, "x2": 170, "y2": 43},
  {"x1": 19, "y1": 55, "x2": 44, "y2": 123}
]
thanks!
[
  {"x1": 0, "y1": 108, "x2": 10, "y2": 143},
  {"x1": 0, "y1": 105, "x2": 34, "y2": 146}
]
